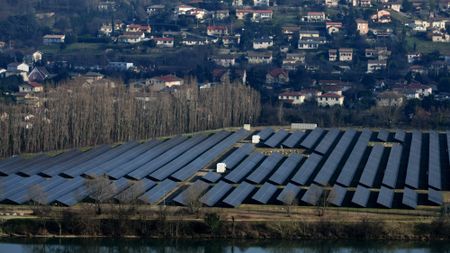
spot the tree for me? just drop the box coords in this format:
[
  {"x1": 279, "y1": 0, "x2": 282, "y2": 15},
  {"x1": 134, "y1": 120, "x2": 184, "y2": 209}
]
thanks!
[{"x1": 85, "y1": 175, "x2": 115, "y2": 215}]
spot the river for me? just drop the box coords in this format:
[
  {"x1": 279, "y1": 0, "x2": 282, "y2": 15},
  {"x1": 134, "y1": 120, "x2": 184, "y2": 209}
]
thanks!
[{"x1": 0, "y1": 239, "x2": 450, "y2": 253}]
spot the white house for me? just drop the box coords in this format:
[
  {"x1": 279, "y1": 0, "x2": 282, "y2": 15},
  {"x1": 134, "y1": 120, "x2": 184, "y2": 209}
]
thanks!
[
  {"x1": 317, "y1": 93, "x2": 344, "y2": 106},
  {"x1": 149, "y1": 75, "x2": 184, "y2": 91},
  {"x1": 253, "y1": 0, "x2": 270, "y2": 6},
  {"x1": 247, "y1": 51, "x2": 272, "y2": 64},
  {"x1": 253, "y1": 37, "x2": 273, "y2": 49},
  {"x1": 278, "y1": 92, "x2": 306, "y2": 105},
  {"x1": 154, "y1": 37, "x2": 174, "y2": 48},
  {"x1": 7, "y1": 62, "x2": 29, "y2": 73},
  {"x1": 107, "y1": 62, "x2": 134, "y2": 71},
  {"x1": 367, "y1": 60, "x2": 387, "y2": 73},
  {"x1": 42, "y1": 34, "x2": 65, "y2": 45}
]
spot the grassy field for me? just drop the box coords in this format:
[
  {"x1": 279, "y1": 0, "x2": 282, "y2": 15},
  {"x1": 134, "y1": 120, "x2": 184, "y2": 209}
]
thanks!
[
  {"x1": 41, "y1": 43, "x2": 106, "y2": 55},
  {"x1": 406, "y1": 37, "x2": 450, "y2": 55}
]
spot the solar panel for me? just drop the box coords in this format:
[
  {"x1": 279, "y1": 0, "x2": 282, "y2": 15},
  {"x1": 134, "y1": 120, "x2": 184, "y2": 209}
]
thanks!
[
  {"x1": 276, "y1": 183, "x2": 301, "y2": 204},
  {"x1": 359, "y1": 144, "x2": 385, "y2": 188},
  {"x1": 0, "y1": 156, "x2": 23, "y2": 174},
  {"x1": 114, "y1": 178, "x2": 156, "y2": 203},
  {"x1": 18, "y1": 150, "x2": 83, "y2": 176},
  {"x1": 264, "y1": 129, "x2": 289, "y2": 148},
  {"x1": 381, "y1": 144, "x2": 403, "y2": 188},
  {"x1": 402, "y1": 187, "x2": 417, "y2": 209},
  {"x1": 173, "y1": 180, "x2": 210, "y2": 206},
  {"x1": 336, "y1": 129, "x2": 372, "y2": 186},
  {"x1": 376, "y1": 186, "x2": 394, "y2": 208},
  {"x1": 447, "y1": 131, "x2": 450, "y2": 171},
  {"x1": 428, "y1": 188, "x2": 443, "y2": 205},
  {"x1": 149, "y1": 131, "x2": 230, "y2": 181},
  {"x1": 220, "y1": 143, "x2": 254, "y2": 169},
  {"x1": 394, "y1": 129, "x2": 406, "y2": 142},
  {"x1": 89, "y1": 178, "x2": 131, "y2": 202},
  {"x1": 83, "y1": 140, "x2": 161, "y2": 178},
  {"x1": 377, "y1": 129, "x2": 389, "y2": 142},
  {"x1": 290, "y1": 153, "x2": 322, "y2": 185},
  {"x1": 222, "y1": 182, "x2": 256, "y2": 207},
  {"x1": 300, "y1": 128, "x2": 324, "y2": 149},
  {"x1": 301, "y1": 184, "x2": 324, "y2": 205},
  {"x1": 269, "y1": 153, "x2": 303, "y2": 185},
  {"x1": 199, "y1": 181, "x2": 233, "y2": 206},
  {"x1": 40, "y1": 145, "x2": 112, "y2": 177},
  {"x1": 314, "y1": 129, "x2": 340, "y2": 155},
  {"x1": 327, "y1": 184, "x2": 347, "y2": 207},
  {"x1": 0, "y1": 175, "x2": 46, "y2": 201},
  {"x1": 281, "y1": 131, "x2": 305, "y2": 148},
  {"x1": 251, "y1": 182, "x2": 278, "y2": 204},
  {"x1": 428, "y1": 131, "x2": 441, "y2": 190},
  {"x1": 352, "y1": 185, "x2": 371, "y2": 207},
  {"x1": 106, "y1": 136, "x2": 187, "y2": 179},
  {"x1": 61, "y1": 141, "x2": 140, "y2": 178},
  {"x1": 55, "y1": 184, "x2": 89, "y2": 206},
  {"x1": 224, "y1": 152, "x2": 265, "y2": 183},
  {"x1": 138, "y1": 179, "x2": 178, "y2": 204},
  {"x1": 405, "y1": 131, "x2": 422, "y2": 189},
  {"x1": 314, "y1": 129, "x2": 357, "y2": 186},
  {"x1": 127, "y1": 134, "x2": 207, "y2": 180},
  {"x1": 246, "y1": 152, "x2": 283, "y2": 184},
  {"x1": 6, "y1": 176, "x2": 67, "y2": 204},
  {"x1": 171, "y1": 129, "x2": 250, "y2": 181},
  {"x1": 44, "y1": 177, "x2": 86, "y2": 204},
  {"x1": 202, "y1": 171, "x2": 222, "y2": 183},
  {"x1": 256, "y1": 128, "x2": 274, "y2": 140},
  {"x1": 0, "y1": 154, "x2": 50, "y2": 175}
]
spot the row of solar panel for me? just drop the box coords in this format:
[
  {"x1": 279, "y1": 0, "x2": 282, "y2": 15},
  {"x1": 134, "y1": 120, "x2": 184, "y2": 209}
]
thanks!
[
  {"x1": 0, "y1": 130, "x2": 249, "y2": 181},
  {"x1": 173, "y1": 180, "x2": 442, "y2": 209}
]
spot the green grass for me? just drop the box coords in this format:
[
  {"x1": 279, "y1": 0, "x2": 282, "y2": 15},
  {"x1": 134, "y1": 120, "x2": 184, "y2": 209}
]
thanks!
[
  {"x1": 406, "y1": 37, "x2": 450, "y2": 55},
  {"x1": 41, "y1": 43, "x2": 105, "y2": 55}
]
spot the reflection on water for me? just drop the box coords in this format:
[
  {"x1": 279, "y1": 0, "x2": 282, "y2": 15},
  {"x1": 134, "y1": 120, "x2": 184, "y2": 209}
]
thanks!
[{"x1": 0, "y1": 239, "x2": 450, "y2": 253}]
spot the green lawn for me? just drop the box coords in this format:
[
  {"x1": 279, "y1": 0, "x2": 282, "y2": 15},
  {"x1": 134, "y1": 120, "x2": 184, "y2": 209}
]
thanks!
[
  {"x1": 406, "y1": 37, "x2": 450, "y2": 55},
  {"x1": 41, "y1": 43, "x2": 106, "y2": 55}
]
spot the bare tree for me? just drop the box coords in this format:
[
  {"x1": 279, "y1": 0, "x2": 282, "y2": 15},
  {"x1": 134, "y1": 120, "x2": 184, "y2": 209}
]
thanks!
[
  {"x1": 85, "y1": 175, "x2": 115, "y2": 215},
  {"x1": 283, "y1": 190, "x2": 298, "y2": 217}
]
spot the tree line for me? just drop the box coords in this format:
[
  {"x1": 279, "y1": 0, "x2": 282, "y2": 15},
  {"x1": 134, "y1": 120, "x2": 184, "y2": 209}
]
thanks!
[{"x1": 0, "y1": 78, "x2": 261, "y2": 157}]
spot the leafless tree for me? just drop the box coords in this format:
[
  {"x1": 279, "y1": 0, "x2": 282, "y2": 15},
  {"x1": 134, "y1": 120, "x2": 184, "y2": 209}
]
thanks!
[
  {"x1": 283, "y1": 190, "x2": 298, "y2": 217},
  {"x1": 85, "y1": 175, "x2": 115, "y2": 215}
]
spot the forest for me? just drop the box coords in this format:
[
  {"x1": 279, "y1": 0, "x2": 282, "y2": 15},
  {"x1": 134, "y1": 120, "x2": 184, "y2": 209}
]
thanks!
[{"x1": 0, "y1": 79, "x2": 261, "y2": 157}]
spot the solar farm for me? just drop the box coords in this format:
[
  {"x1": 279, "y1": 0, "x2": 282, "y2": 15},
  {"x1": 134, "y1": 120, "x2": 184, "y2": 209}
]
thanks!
[{"x1": 0, "y1": 126, "x2": 449, "y2": 210}]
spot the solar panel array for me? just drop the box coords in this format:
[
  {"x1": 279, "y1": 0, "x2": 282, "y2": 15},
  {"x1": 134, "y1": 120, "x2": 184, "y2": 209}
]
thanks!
[{"x1": 0, "y1": 128, "x2": 448, "y2": 210}]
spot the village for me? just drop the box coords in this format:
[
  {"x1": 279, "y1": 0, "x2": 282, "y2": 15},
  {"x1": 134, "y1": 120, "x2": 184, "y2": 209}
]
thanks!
[{"x1": 0, "y1": 0, "x2": 449, "y2": 112}]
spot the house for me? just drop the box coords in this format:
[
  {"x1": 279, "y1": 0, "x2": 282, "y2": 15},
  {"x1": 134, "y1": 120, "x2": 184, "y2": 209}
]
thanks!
[
  {"x1": 43, "y1": 34, "x2": 65, "y2": 45},
  {"x1": 356, "y1": 19, "x2": 369, "y2": 35},
  {"x1": 353, "y1": 0, "x2": 372, "y2": 7},
  {"x1": 213, "y1": 10, "x2": 230, "y2": 20},
  {"x1": 107, "y1": 62, "x2": 134, "y2": 71},
  {"x1": 317, "y1": 93, "x2": 344, "y2": 106},
  {"x1": 253, "y1": 0, "x2": 270, "y2": 6},
  {"x1": 365, "y1": 47, "x2": 391, "y2": 60},
  {"x1": 7, "y1": 62, "x2": 29, "y2": 73},
  {"x1": 98, "y1": 1, "x2": 116, "y2": 11},
  {"x1": 329, "y1": 49, "x2": 338, "y2": 61},
  {"x1": 253, "y1": 37, "x2": 273, "y2": 49},
  {"x1": 432, "y1": 19, "x2": 448, "y2": 30},
  {"x1": 32, "y1": 51, "x2": 43, "y2": 62},
  {"x1": 305, "y1": 12, "x2": 326, "y2": 22},
  {"x1": 376, "y1": 91, "x2": 404, "y2": 106},
  {"x1": 325, "y1": 0, "x2": 339, "y2": 7},
  {"x1": 126, "y1": 24, "x2": 151, "y2": 33},
  {"x1": 339, "y1": 48, "x2": 353, "y2": 62},
  {"x1": 326, "y1": 22, "x2": 342, "y2": 34},
  {"x1": 207, "y1": 26, "x2": 229, "y2": 36},
  {"x1": 213, "y1": 68, "x2": 247, "y2": 84},
  {"x1": 28, "y1": 67, "x2": 50, "y2": 83},
  {"x1": 233, "y1": 0, "x2": 244, "y2": 6},
  {"x1": 322, "y1": 85, "x2": 345, "y2": 96},
  {"x1": 282, "y1": 26, "x2": 300, "y2": 40},
  {"x1": 236, "y1": 9, "x2": 273, "y2": 22},
  {"x1": 278, "y1": 92, "x2": 306, "y2": 105},
  {"x1": 393, "y1": 83, "x2": 432, "y2": 98},
  {"x1": 146, "y1": 5, "x2": 165, "y2": 15},
  {"x1": 389, "y1": 3, "x2": 401, "y2": 12},
  {"x1": 118, "y1": 32, "x2": 146, "y2": 44},
  {"x1": 407, "y1": 52, "x2": 422, "y2": 63},
  {"x1": 19, "y1": 82, "x2": 44, "y2": 93},
  {"x1": 299, "y1": 30, "x2": 320, "y2": 39},
  {"x1": 367, "y1": 60, "x2": 387, "y2": 73},
  {"x1": 409, "y1": 65, "x2": 427, "y2": 75},
  {"x1": 282, "y1": 53, "x2": 306, "y2": 70},
  {"x1": 181, "y1": 36, "x2": 208, "y2": 46},
  {"x1": 266, "y1": 68, "x2": 289, "y2": 85},
  {"x1": 414, "y1": 20, "x2": 430, "y2": 31},
  {"x1": 298, "y1": 39, "x2": 322, "y2": 49},
  {"x1": 432, "y1": 33, "x2": 450, "y2": 42},
  {"x1": 154, "y1": 37, "x2": 174, "y2": 48},
  {"x1": 211, "y1": 55, "x2": 237, "y2": 67},
  {"x1": 301, "y1": 89, "x2": 322, "y2": 100},
  {"x1": 99, "y1": 22, "x2": 123, "y2": 36},
  {"x1": 371, "y1": 10, "x2": 391, "y2": 23},
  {"x1": 176, "y1": 4, "x2": 196, "y2": 15},
  {"x1": 247, "y1": 51, "x2": 272, "y2": 64},
  {"x1": 149, "y1": 75, "x2": 184, "y2": 91}
]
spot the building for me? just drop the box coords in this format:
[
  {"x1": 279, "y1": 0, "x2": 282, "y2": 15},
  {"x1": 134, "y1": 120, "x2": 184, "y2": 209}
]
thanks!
[
  {"x1": 149, "y1": 75, "x2": 184, "y2": 90},
  {"x1": 19, "y1": 82, "x2": 44, "y2": 93},
  {"x1": 253, "y1": 0, "x2": 270, "y2": 6},
  {"x1": 266, "y1": 68, "x2": 289, "y2": 85},
  {"x1": 213, "y1": 10, "x2": 230, "y2": 20},
  {"x1": 278, "y1": 92, "x2": 306, "y2": 105},
  {"x1": 325, "y1": 0, "x2": 339, "y2": 7},
  {"x1": 7, "y1": 62, "x2": 29, "y2": 73},
  {"x1": 146, "y1": 5, "x2": 165, "y2": 15},
  {"x1": 28, "y1": 67, "x2": 50, "y2": 83},
  {"x1": 181, "y1": 36, "x2": 208, "y2": 46},
  {"x1": 394, "y1": 83, "x2": 432, "y2": 98},
  {"x1": 367, "y1": 60, "x2": 387, "y2": 73},
  {"x1": 339, "y1": 48, "x2": 353, "y2": 62},
  {"x1": 43, "y1": 34, "x2": 65, "y2": 45},
  {"x1": 253, "y1": 37, "x2": 273, "y2": 49},
  {"x1": 365, "y1": 47, "x2": 391, "y2": 60},
  {"x1": 236, "y1": 9, "x2": 273, "y2": 22},
  {"x1": 305, "y1": 12, "x2": 326, "y2": 22},
  {"x1": 407, "y1": 52, "x2": 422, "y2": 63},
  {"x1": 247, "y1": 51, "x2": 272, "y2": 64},
  {"x1": 207, "y1": 26, "x2": 229, "y2": 36},
  {"x1": 432, "y1": 33, "x2": 450, "y2": 42},
  {"x1": 329, "y1": 49, "x2": 338, "y2": 61},
  {"x1": 126, "y1": 24, "x2": 151, "y2": 33},
  {"x1": 356, "y1": 19, "x2": 369, "y2": 35},
  {"x1": 211, "y1": 55, "x2": 237, "y2": 67},
  {"x1": 317, "y1": 93, "x2": 344, "y2": 106},
  {"x1": 118, "y1": 32, "x2": 145, "y2": 44},
  {"x1": 154, "y1": 37, "x2": 174, "y2": 48},
  {"x1": 107, "y1": 62, "x2": 134, "y2": 71},
  {"x1": 376, "y1": 91, "x2": 404, "y2": 107},
  {"x1": 32, "y1": 51, "x2": 43, "y2": 62},
  {"x1": 326, "y1": 22, "x2": 342, "y2": 35},
  {"x1": 371, "y1": 10, "x2": 391, "y2": 23}
]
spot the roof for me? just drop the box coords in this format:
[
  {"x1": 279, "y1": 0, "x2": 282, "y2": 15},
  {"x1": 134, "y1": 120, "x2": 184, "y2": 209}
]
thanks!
[
  {"x1": 279, "y1": 91, "x2": 305, "y2": 97},
  {"x1": 154, "y1": 75, "x2": 182, "y2": 82},
  {"x1": 307, "y1": 11, "x2": 325, "y2": 15},
  {"x1": 28, "y1": 82, "x2": 43, "y2": 88},
  {"x1": 43, "y1": 34, "x2": 65, "y2": 39},
  {"x1": 269, "y1": 68, "x2": 288, "y2": 77},
  {"x1": 207, "y1": 25, "x2": 227, "y2": 30},
  {"x1": 154, "y1": 37, "x2": 174, "y2": 41},
  {"x1": 318, "y1": 93, "x2": 343, "y2": 98},
  {"x1": 356, "y1": 19, "x2": 368, "y2": 23}
]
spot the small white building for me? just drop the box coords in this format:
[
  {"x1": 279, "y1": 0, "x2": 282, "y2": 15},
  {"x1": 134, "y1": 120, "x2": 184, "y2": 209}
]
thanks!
[
  {"x1": 149, "y1": 75, "x2": 184, "y2": 90},
  {"x1": 367, "y1": 60, "x2": 387, "y2": 73},
  {"x1": 253, "y1": 37, "x2": 273, "y2": 50},
  {"x1": 278, "y1": 92, "x2": 306, "y2": 105},
  {"x1": 154, "y1": 37, "x2": 174, "y2": 48},
  {"x1": 317, "y1": 93, "x2": 344, "y2": 107},
  {"x1": 108, "y1": 62, "x2": 134, "y2": 71},
  {"x1": 7, "y1": 62, "x2": 29, "y2": 73},
  {"x1": 42, "y1": 34, "x2": 65, "y2": 45},
  {"x1": 247, "y1": 51, "x2": 272, "y2": 64}
]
